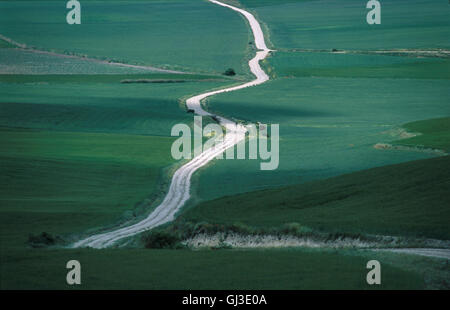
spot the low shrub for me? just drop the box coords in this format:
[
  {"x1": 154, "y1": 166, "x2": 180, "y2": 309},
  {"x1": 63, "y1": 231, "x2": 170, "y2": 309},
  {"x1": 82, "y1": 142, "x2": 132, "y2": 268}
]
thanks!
[
  {"x1": 223, "y1": 68, "x2": 236, "y2": 76},
  {"x1": 28, "y1": 232, "x2": 60, "y2": 248},
  {"x1": 142, "y1": 231, "x2": 184, "y2": 249}
]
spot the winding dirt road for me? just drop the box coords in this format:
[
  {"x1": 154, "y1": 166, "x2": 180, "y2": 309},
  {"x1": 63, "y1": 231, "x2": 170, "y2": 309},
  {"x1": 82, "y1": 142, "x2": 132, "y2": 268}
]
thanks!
[{"x1": 73, "y1": 0, "x2": 271, "y2": 248}]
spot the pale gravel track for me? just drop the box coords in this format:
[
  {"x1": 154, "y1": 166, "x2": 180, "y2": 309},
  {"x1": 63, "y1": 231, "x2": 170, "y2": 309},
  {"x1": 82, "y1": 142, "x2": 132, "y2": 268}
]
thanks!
[{"x1": 72, "y1": 0, "x2": 272, "y2": 248}]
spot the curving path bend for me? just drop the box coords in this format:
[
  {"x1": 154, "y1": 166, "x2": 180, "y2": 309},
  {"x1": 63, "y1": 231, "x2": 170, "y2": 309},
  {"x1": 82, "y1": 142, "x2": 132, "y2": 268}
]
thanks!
[{"x1": 73, "y1": 0, "x2": 272, "y2": 248}]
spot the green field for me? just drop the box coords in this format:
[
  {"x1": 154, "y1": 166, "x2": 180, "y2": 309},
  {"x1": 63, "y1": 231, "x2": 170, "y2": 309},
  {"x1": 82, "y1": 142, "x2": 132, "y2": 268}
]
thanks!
[
  {"x1": 394, "y1": 117, "x2": 450, "y2": 152},
  {"x1": 0, "y1": 80, "x2": 227, "y2": 136},
  {"x1": 239, "y1": 0, "x2": 450, "y2": 50},
  {"x1": 1, "y1": 0, "x2": 449, "y2": 290},
  {"x1": 0, "y1": 247, "x2": 428, "y2": 289},
  {"x1": 190, "y1": 0, "x2": 450, "y2": 201},
  {"x1": 0, "y1": 0, "x2": 251, "y2": 75},
  {"x1": 178, "y1": 155, "x2": 450, "y2": 240},
  {"x1": 0, "y1": 72, "x2": 235, "y2": 247},
  {"x1": 179, "y1": 113, "x2": 450, "y2": 240},
  {"x1": 0, "y1": 0, "x2": 256, "y2": 290},
  {"x1": 268, "y1": 51, "x2": 450, "y2": 80},
  {"x1": 0, "y1": 128, "x2": 178, "y2": 245},
  {"x1": 194, "y1": 76, "x2": 449, "y2": 201}
]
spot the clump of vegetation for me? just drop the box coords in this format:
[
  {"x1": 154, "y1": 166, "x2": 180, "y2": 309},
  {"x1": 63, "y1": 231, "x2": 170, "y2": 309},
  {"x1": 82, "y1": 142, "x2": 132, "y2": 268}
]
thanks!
[
  {"x1": 223, "y1": 68, "x2": 236, "y2": 76},
  {"x1": 167, "y1": 221, "x2": 259, "y2": 239},
  {"x1": 28, "y1": 232, "x2": 61, "y2": 248},
  {"x1": 142, "y1": 220, "x2": 392, "y2": 249},
  {"x1": 141, "y1": 230, "x2": 184, "y2": 249}
]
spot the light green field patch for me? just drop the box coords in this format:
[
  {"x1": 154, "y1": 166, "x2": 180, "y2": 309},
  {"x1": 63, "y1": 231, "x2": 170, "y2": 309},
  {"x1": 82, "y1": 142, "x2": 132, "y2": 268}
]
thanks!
[
  {"x1": 395, "y1": 117, "x2": 450, "y2": 152},
  {"x1": 0, "y1": 0, "x2": 251, "y2": 74},
  {"x1": 0, "y1": 128, "x2": 176, "y2": 212},
  {"x1": 240, "y1": 0, "x2": 450, "y2": 50},
  {"x1": 195, "y1": 77, "x2": 449, "y2": 201},
  {"x1": 0, "y1": 80, "x2": 228, "y2": 136},
  {"x1": 268, "y1": 51, "x2": 450, "y2": 79},
  {"x1": 0, "y1": 127, "x2": 179, "y2": 252}
]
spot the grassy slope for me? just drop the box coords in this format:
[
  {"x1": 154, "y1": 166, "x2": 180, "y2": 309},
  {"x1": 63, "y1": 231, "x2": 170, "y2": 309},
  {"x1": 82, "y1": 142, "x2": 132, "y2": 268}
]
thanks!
[
  {"x1": 192, "y1": 0, "x2": 450, "y2": 202},
  {"x1": 0, "y1": 46, "x2": 239, "y2": 289},
  {"x1": 183, "y1": 104, "x2": 450, "y2": 241},
  {"x1": 239, "y1": 0, "x2": 450, "y2": 50},
  {"x1": 180, "y1": 155, "x2": 450, "y2": 239},
  {"x1": 196, "y1": 75, "x2": 449, "y2": 202},
  {"x1": 0, "y1": 0, "x2": 255, "y2": 290},
  {"x1": 0, "y1": 81, "x2": 227, "y2": 136},
  {"x1": 268, "y1": 51, "x2": 450, "y2": 80},
  {"x1": 394, "y1": 117, "x2": 450, "y2": 152},
  {"x1": 0, "y1": 126, "x2": 432, "y2": 290},
  {"x1": 0, "y1": 128, "x2": 177, "y2": 247},
  {"x1": 0, "y1": 121, "x2": 444, "y2": 290},
  {"x1": 0, "y1": 0, "x2": 250, "y2": 75},
  {"x1": 0, "y1": 78, "x2": 233, "y2": 248}
]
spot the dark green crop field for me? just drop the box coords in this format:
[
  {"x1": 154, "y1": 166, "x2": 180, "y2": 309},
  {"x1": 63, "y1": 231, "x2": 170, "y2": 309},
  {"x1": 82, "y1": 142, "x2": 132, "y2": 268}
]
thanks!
[
  {"x1": 180, "y1": 155, "x2": 450, "y2": 240},
  {"x1": 180, "y1": 117, "x2": 450, "y2": 239},
  {"x1": 0, "y1": 128, "x2": 177, "y2": 247},
  {"x1": 0, "y1": 247, "x2": 426, "y2": 289}
]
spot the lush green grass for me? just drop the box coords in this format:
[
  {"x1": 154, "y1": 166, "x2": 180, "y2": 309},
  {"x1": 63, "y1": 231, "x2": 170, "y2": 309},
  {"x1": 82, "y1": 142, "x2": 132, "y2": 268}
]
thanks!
[
  {"x1": 0, "y1": 73, "x2": 231, "y2": 84},
  {"x1": 268, "y1": 51, "x2": 450, "y2": 80},
  {"x1": 0, "y1": 127, "x2": 433, "y2": 290},
  {"x1": 195, "y1": 76, "x2": 449, "y2": 201},
  {"x1": 0, "y1": 126, "x2": 444, "y2": 289},
  {"x1": 0, "y1": 128, "x2": 177, "y2": 246},
  {"x1": 0, "y1": 0, "x2": 256, "y2": 289},
  {"x1": 395, "y1": 117, "x2": 450, "y2": 152},
  {"x1": 0, "y1": 80, "x2": 227, "y2": 136},
  {"x1": 0, "y1": 0, "x2": 251, "y2": 74},
  {"x1": 181, "y1": 156, "x2": 450, "y2": 240},
  {"x1": 0, "y1": 74, "x2": 236, "y2": 286},
  {"x1": 240, "y1": 0, "x2": 450, "y2": 50},
  {"x1": 0, "y1": 75, "x2": 233, "y2": 244},
  {"x1": 189, "y1": 0, "x2": 450, "y2": 202},
  {"x1": 0, "y1": 247, "x2": 425, "y2": 289}
]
